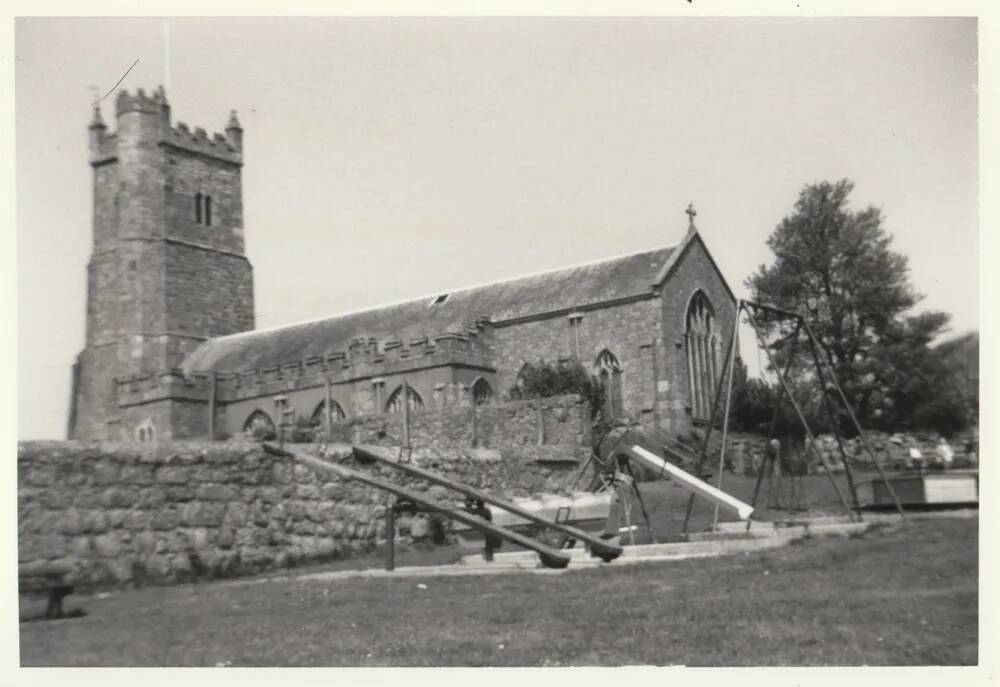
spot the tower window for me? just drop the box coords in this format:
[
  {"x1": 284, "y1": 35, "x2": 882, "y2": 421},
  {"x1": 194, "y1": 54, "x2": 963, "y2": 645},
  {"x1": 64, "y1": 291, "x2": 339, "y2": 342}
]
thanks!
[{"x1": 194, "y1": 193, "x2": 214, "y2": 226}]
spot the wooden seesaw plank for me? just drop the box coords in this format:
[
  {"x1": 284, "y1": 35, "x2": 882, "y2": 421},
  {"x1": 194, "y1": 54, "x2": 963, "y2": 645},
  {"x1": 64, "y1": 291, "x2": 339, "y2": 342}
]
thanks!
[
  {"x1": 353, "y1": 445, "x2": 623, "y2": 562},
  {"x1": 261, "y1": 443, "x2": 571, "y2": 569},
  {"x1": 624, "y1": 444, "x2": 754, "y2": 520}
]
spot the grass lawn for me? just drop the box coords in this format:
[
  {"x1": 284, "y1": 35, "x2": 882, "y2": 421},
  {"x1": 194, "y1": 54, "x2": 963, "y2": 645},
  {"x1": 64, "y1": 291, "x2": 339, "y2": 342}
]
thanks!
[{"x1": 19, "y1": 515, "x2": 977, "y2": 666}]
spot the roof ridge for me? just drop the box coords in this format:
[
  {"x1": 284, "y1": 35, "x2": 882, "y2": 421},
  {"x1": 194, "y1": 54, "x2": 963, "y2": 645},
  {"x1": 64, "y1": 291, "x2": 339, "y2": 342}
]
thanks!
[{"x1": 205, "y1": 243, "x2": 678, "y2": 345}]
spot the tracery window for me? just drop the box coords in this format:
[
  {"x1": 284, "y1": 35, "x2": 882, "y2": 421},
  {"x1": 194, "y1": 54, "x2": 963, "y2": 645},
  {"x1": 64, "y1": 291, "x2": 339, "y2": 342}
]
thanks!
[
  {"x1": 594, "y1": 349, "x2": 623, "y2": 419},
  {"x1": 685, "y1": 291, "x2": 720, "y2": 422},
  {"x1": 311, "y1": 399, "x2": 346, "y2": 424},
  {"x1": 385, "y1": 385, "x2": 424, "y2": 414}
]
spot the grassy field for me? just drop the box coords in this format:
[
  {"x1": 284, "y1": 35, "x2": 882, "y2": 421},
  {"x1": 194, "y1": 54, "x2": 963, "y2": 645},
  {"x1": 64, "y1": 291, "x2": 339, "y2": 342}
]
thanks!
[{"x1": 20, "y1": 515, "x2": 977, "y2": 666}]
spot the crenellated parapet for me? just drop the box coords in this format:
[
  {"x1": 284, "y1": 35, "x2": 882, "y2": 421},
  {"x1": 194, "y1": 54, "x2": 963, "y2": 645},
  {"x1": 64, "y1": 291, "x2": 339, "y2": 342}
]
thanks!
[
  {"x1": 164, "y1": 121, "x2": 242, "y2": 165},
  {"x1": 89, "y1": 87, "x2": 242, "y2": 167},
  {"x1": 115, "y1": 368, "x2": 213, "y2": 407},
  {"x1": 206, "y1": 320, "x2": 496, "y2": 403}
]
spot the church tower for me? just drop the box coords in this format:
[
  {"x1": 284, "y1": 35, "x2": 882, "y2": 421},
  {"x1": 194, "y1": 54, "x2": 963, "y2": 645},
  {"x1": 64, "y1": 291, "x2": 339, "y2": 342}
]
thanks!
[{"x1": 69, "y1": 87, "x2": 254, "y2": 440}]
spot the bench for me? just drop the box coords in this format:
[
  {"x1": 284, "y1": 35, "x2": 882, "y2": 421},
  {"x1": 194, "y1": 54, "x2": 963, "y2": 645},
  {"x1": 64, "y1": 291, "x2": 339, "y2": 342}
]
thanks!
[{"x1": 19, "y1": 563, "x2": 75, "y2": 619}]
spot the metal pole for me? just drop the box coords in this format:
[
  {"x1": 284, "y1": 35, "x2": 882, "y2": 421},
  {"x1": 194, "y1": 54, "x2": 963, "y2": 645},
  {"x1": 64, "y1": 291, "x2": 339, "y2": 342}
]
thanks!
[
  {"x1": 744, "y1": 309, "x2": 854, "y2": 519},
  {"x1": 208, "y1": 372, "x2": 217, "y2": 439},
  {"x1": 650, "y1": 339, "x2": 660, "y2": 430},
  {"x1": 401, "y1": 379, "x2": 411, "y2": 451},
  {"x1": 385, "y1": 500, "x2": 396, "y2": 572},
  {"x1": 800, "y1": 320, "x2": 906, "y2": 518},
  {"x1": 803, "y1": 326, "x2": 862, "y2": 514},
  {"x1": 324, "y1": 375, "x2": 333, "y2": 441},
  {"x1": 712, "y1": 319, "x2": 740, "y2": 530},
  {"x1": 746, "y1": 321, "x2": 800, "y2": 529},
  {"x1": 471, "y1": 393, "x2": 479, "y2": 448},
  {"x1": 682, "y1": 299, "x2": 741, "y2": 538}
]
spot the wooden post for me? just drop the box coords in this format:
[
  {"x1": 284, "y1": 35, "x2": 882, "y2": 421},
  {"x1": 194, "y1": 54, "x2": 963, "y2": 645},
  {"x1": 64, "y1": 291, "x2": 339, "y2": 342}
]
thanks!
[
  {"x1": 324, "y1": 376, "x2": 333, "y2": 441},
  {"x1": 208, "y1": 372, "x2": 217, "y2": 439},
  {"x1": 536, "y1": 401, "x2": 545, "y2": 445}
]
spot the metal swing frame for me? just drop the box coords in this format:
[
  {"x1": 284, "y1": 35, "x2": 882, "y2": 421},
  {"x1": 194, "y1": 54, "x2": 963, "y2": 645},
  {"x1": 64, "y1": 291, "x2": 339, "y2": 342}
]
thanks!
[{"x1": 680, "y1": 299, "x2": 905, "y2": 538}]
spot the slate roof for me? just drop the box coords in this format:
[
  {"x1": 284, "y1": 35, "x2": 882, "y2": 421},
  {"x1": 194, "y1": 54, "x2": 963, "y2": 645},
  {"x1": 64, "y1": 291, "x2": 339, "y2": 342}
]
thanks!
[{"x1": 183, "y1": 245, "x2": 676, "y2": 374}]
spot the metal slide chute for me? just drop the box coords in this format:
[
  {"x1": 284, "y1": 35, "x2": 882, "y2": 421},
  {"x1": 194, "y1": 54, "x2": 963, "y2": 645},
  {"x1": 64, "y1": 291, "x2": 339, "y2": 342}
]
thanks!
[
  {"x1": 623, "y1": 444, "x2": 754, "y2": 520},
  {"x1": 353, "y1": 445, "x2": 623, "y2": 562},
  {"x1": 261, "y1": 443, "x2": 572, "y2": 569}
]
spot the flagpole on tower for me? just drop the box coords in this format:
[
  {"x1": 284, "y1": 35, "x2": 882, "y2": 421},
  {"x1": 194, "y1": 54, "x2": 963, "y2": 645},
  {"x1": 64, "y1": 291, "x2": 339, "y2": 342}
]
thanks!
[{"x1": 163, "y1": 20, "x2": 171, "y2": 91}]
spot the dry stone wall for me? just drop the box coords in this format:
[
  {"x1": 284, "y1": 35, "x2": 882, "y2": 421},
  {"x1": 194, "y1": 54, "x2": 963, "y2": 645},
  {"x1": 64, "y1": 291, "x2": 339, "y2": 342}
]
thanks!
[
  {"x1": 722, "y1": 429, "x2": 980, "y2": 476},
  {"x1": 18, "y1": 438, "x2": 583, "y2": 589}
]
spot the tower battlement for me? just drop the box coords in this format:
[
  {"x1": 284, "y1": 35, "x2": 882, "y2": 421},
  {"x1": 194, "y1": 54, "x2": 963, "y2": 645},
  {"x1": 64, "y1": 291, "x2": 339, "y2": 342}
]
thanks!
[
  {"x1": 166, "y1": 121, "x2": 242, "y2": 165},
  {"x1": 90, "y1": 87, "x2": 243, "y2": 166},
  {"x1": 115, "y1": 86, "x2": 168, "y2": 116}
]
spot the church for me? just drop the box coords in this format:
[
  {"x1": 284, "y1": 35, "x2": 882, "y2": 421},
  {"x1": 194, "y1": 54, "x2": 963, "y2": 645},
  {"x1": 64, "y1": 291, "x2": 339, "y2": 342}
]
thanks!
[{"x1": 68, "y1": 88, "x2": 737, "y2": 443}]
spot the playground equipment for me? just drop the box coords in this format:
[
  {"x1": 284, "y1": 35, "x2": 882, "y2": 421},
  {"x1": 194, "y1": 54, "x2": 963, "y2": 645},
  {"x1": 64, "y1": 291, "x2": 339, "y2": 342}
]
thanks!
[
  {"x1": 678, "y1": 299, "x2": 905, "y2": 535},
  {"x1": 351, "y1": 445, "x2": 623, "y2": 562},
  {"x1": 261, "y1": 443, "x2": 624, "y2": 570},
  {"x1": 623, "y1": 444, "x2": 754, "y2": 520},
  {"x1": 762, "y1": 437, "x2": 809, "y2": 512}
]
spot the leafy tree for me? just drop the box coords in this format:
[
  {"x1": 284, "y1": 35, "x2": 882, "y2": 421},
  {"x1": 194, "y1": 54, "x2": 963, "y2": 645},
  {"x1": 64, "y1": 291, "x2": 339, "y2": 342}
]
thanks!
[
  {"x1": 508, "y1": 360, "x2": 605, "y2": 419},
  {"x1": 747, "y1": 179, "x2": 967, "y2": 434}
]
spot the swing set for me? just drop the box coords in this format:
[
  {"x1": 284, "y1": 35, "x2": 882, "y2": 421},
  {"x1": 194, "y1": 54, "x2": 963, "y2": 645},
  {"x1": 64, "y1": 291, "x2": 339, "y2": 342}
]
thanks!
[{"x1": 680, "y1": 298, "x2": 905, "y2": 536}]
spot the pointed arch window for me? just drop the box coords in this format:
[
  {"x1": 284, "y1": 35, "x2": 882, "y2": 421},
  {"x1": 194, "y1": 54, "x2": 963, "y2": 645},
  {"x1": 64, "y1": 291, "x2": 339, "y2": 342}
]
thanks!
[
  {"x1": 471, "y1": 378, "x2": 494, "y2": 406},
  {"x1": 386, "y1": 385, "x2": 424, "y2": 414},
  {"x1": 243, "y1": 409, "x2": 276, "y2": 439},
  {"x1": 311, "y1": 399, "x2": 346, "y2": 425},
  {"x1": 194, "y1": 193, "x2": 202, "y2": 223},
  {"x1": 594, "y1": 349, "x2": 623, "y2": 419},
  {"x1": 685, "y1": 291, "x2": 719, "y2": 422},
  {"x1": 204, "y1": 195, "x2": 212, "y2": 226}
]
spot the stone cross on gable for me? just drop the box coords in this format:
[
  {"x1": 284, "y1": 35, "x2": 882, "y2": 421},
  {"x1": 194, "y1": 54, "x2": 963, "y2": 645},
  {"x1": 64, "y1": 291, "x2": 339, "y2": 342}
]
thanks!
[{"x1": 686, "y1": 203, "x2": 697, "y2": 230}]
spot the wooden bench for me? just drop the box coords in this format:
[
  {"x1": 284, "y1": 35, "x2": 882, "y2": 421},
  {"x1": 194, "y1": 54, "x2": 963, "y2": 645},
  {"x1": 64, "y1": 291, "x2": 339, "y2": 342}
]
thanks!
[{"x1": 19, "y1": 563, "x2": 75, "y2": 619}]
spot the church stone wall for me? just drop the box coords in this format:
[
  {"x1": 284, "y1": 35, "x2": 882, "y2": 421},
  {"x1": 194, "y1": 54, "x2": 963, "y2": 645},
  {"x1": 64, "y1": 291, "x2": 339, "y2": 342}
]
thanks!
[
  {"x1": 164, "y1": 149, "x2": 245, "y2": 255},
  {"x1": 163, "y1": 242, "x2": 254, "y2": 359},
  {"x1": 18, "y1": 440, "x2": 581, "y2": 588},
  {"x1": 657, "y1": 236, "x2": 738, "y2": 432},
  {"x1": 494, "y1": 298, "x2": 662, "y2": 423}
]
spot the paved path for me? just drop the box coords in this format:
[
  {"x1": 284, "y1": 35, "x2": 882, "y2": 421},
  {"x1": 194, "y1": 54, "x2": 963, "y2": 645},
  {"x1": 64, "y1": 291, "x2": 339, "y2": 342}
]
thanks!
[{"x1": 224, "y1": 509, "x2": 976, "y2": 587}]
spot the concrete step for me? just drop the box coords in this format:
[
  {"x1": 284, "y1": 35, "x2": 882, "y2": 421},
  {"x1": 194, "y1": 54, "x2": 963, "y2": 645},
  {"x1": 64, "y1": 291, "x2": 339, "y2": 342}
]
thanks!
[
  {"x1": 715, "y1": 520, "x2": 777, "y2": 534},
  {"x1": 460, "y1": 535, "x2": 798, "y2": 567}
]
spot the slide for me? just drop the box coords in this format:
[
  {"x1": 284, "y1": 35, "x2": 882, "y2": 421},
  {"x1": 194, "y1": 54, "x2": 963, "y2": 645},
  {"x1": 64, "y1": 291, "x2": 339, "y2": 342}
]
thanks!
[
  {"x1": 623, "y1": 444, "x2": 754, "y2": 520},
  {"x1": 354, "y1": 445, "x2": 623, "y2": 562},
  {"x1": 262, "y1": 443, "x2": 571, "y2": 569}
]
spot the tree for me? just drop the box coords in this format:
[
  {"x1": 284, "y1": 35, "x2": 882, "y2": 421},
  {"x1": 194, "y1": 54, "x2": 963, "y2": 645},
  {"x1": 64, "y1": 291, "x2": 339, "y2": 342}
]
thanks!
[
  {"x1": 508, "y1": 360, "x2": 605, "y2": 419},
  {"x1": 747, "y1": 179, "x2": 966, "y2": 434}
]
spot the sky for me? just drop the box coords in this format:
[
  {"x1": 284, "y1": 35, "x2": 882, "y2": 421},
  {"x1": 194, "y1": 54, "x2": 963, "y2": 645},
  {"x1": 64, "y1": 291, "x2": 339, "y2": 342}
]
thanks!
[{"x1": 14, "y1": 16, "x2": 979, "y2": 439}]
